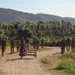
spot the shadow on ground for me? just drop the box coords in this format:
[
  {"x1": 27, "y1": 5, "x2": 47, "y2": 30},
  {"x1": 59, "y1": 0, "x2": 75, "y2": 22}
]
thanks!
[{"x1": 6, "y1": 57, "x2": 35, "y2": 61}]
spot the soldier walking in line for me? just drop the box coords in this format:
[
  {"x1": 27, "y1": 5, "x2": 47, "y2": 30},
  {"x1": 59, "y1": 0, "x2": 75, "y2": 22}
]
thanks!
[
  {"x1": 35, "y1": 38, "x2": 40, "y2": 50},
  {"x1": 65, "y1": 38, "x2": 71, "y2": 52},
  {"x1": 71, "y1": 38, "x2": 75, "y2": 52},
  {"x1": 32, "y1": 38, "x2": 39, "y2": 50},
  {"x1": 41, "y1": 38, "x2": 44, "y2": 48},
  {"x1": 10, "y1": 39, "x2": 15, "y2": 53},
  {"x1": 32, "y1": 38, "x2": 36, "y2": 49},
  {"x1": 0, "y1": 38, "x2": 6, "y2": 56},
  {"x1": 60, "y1": 38, "x2": 66, "y2": 54}
]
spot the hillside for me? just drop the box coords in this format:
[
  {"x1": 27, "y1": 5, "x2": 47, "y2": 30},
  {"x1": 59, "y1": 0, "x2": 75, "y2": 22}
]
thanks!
[{"x1": 0, "y1": 8, "x2": 75, "y2": 24}]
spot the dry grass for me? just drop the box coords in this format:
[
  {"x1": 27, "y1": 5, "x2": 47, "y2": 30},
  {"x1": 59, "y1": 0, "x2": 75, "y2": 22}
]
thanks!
[{"x1": 42, "y1": 56, "x2": 60, "y2": 70}]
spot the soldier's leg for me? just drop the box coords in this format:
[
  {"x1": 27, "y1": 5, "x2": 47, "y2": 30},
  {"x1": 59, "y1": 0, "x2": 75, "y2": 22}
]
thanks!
[
  {"x1": 67, "y1": 46, "x2": 69, "y2": 51},
  {"x1": 67, "y1": 45, "x2": 70, "y2": 52},
  {"x1": 36, "y1": 43, "x2": 39, "y2": 50},
  {"x1": 71, "y1": 46, "x2": 74, "y2": 52},
  {"x1": 66, "y1": 46, "x2": 69, "y2": 52},
  {"x1": 61, "y1": 48, "x2": 63, "y2": 54},
  {"x1": 74, "y1": 46, "x2": 75, "y2": 52},
  {"x1": 2, "y1": 50, "x2": 3, "y2": 56},
  {"x1": 34, "y1": 44, "x2": 36, "y2": 49},
  {"x1": 2, "y1": 49, "x2": 5, "y2": 57},
  {"x1": 63, "y1": 47, "x2": 65, "y2": 54},
  {"x1": 11, "y1": 46, "x2": 13, "y2": 53},
  {"x1": 69, "y1": 45, "x2": 70, "y2": 51},
  {"x1": 61, "y1": 47, "x2": 65, "y2": 54},
  {"x1": 13, "y1": 47, "x2": 14, "y2": 53}
]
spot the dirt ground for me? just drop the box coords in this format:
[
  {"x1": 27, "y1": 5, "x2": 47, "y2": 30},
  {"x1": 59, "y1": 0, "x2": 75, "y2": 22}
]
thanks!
[{"x1": 0, "y1": 47, "x2": 61, "y2": 75}]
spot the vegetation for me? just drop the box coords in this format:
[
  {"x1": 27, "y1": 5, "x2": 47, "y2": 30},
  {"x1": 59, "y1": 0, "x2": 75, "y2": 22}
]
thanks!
[
  {"x1": 56, "y1": 53, "x2": 75, "y2": 75},
  {"x1": 41, "y1": 53, "x2": 75, "y2": 75},
  {"x1": 0, "y1": 8, "x2": 75, "y2": 75},
  {"x1": 0, "y1": 20, "x2": 75, "y2": 46}
]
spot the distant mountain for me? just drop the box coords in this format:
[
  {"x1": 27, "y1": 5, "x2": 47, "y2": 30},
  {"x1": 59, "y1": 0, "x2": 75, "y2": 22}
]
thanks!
[{"x1": 0, "y1": 8, "x2": 75, "y2": 24}]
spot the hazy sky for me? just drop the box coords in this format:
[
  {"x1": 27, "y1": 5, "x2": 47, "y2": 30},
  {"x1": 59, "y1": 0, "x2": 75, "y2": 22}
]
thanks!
[{"x1": 0, "y1": 0, "x2": 75, "y2": 18}]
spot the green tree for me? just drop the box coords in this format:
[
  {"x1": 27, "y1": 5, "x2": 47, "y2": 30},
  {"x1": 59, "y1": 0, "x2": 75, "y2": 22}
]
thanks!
[{"x1": 17, "y1": 28, "x2": 32, "y2": 39}]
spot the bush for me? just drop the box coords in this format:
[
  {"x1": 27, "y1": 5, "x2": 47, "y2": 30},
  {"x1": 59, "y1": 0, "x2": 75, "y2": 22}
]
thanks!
[
  {"x1": 43, "y1": 40, "x2": 61, "y2": 46},
  {"x1": 56, "y1": 53, "x2": 75, "y2": 74},
  {"x1": 56, "y1": 60, "x2": 75, "y2": 73},
  {"x1": 17, "y1": 28, "x2": 32, "y2": 39}
]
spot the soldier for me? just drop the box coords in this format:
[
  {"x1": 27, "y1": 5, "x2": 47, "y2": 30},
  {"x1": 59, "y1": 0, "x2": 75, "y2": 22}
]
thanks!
[
  {"x1": 10, "y1": 39, "x2": 15, "y2": 53},
  {"x1": 32, "y1": 38, "x2": 36, "y2": 49},
  {"x1": 0, "y1": 38, "x2": 6, "y2": 56},
  {"x1": 65, "y1": 38, "x2": 71, "y2": 52},
  {"x1": 32, "y1": 38, "x2": 39, "y2": 50},
  {"x1": 60, "y1": 38, "x2": 66, "y2": 54},
  {"x1": 40, "y1": 38, "x2": 44, "y2": 48},
  {"x1": 71, "y1": 38, "x2": 75, "y2": 52},
  {"x1": 35, "y1": 38, "x2": 40, "y2": 50}
]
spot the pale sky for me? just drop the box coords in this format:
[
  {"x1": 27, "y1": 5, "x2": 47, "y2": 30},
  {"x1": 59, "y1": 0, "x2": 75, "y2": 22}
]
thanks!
[{"x1": 0, "y1": 0, "x2": 75, "y2": 18}]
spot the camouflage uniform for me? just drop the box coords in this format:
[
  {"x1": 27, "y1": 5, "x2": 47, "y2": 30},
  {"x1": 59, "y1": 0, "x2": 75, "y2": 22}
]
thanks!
[
  {"x1": 10, "y1": 39, "x2": 15, "y2": 53},
  {"x1": 32, "y1": 38, "x2": 39, "y2": 50},
  {"x1": 71, "y1": 39, "x2": 75, "y2": 52},
  {"x1": 60, "y1": 38, "x2": 65, "y2": 54},
  {"x1": 41, "y1": 39, "x2": 44, "y2": 48},
  {"x1": 65, "y1": 38, "x2": 70, "y2": 52},
  {"x1": 1, "y1": 38, "x2": 6, "y2": 56}
]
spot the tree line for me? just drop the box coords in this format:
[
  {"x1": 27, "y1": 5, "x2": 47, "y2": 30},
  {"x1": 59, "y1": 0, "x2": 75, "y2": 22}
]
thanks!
[{"x1": 0, "y1": 20, "x2": 75, "y2": 42}]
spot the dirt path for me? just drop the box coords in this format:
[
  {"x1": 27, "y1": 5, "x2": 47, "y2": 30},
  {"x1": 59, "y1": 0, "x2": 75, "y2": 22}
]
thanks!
[{"x1": 0, "y1": 47, "x2": 61, "y2": 75}]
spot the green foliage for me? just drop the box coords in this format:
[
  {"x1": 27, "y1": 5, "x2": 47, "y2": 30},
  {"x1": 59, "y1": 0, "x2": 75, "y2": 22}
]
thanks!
[
  {"x1": 8, "y1": 29, "x2": 17, "y2": 38},
  {"x1": 56, "y1": 53, "x2": 75, "y2": 75},
  {"x1": 0, "y1": 34, "x2": 8, "y2": 40},
  {"x1": 0, "y1": 20, "x2": 75, "y2": 43},
  {"x1": 57, "y1": 60, "x2": 75, "y2": 73},
  {"x1": 43, "y1": 37, "x2": 60, "y2": 46},
  {"x1": 17, "y1": 28, "x2": 32, "y2": 39},
  {"x1": 6, "y1": 42, "x2": 10, "y2": 46}
]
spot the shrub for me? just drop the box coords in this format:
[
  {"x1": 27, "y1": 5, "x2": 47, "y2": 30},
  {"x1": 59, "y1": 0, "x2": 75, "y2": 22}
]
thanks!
[
  {"x1": 56, "y1": 53, "x2": 75, "y2": 74},
  {"x1": 56, "y1": 60, "x2": 75, "y2": 73}
]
